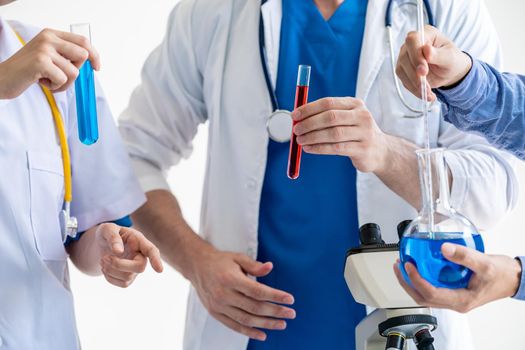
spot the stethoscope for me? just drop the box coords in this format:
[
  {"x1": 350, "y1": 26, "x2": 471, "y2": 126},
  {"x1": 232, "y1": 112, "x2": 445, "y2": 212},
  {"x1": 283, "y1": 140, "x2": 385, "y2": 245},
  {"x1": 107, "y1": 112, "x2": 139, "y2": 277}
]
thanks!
[
  {"x1": 386, "y1": 0, "x2": 435, "y2": 116},
  {"x1": 13, "y1": 29, "x2": 79, "y2": 243},
  {"x1": 259, "y1": 0, "x2": 436, "y2": 142}
]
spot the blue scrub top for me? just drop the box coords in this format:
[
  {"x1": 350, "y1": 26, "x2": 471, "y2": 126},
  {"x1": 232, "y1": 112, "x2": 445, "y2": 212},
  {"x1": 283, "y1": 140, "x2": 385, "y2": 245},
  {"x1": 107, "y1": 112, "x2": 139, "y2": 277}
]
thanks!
[{"x1": 250, "y1": 0, "x2": 368, "y2": 349}]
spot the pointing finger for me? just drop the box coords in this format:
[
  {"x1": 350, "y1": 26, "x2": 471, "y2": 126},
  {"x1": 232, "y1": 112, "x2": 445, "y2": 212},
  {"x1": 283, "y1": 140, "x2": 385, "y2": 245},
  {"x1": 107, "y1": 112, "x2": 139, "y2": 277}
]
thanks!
[{"x1": 137, "y1": 237, "x2": 163, "y2": 273}]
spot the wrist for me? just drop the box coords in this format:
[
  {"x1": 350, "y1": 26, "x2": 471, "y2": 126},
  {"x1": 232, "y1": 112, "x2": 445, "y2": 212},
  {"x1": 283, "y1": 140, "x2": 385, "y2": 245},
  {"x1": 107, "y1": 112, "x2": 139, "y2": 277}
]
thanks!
[
  {"x1": 509, "y1": 257, "x2": 523, "y2": 298},
  {"x1": 180, "y1": 235, "x2": 216, "y2": 282},
  {"x1": 0, "y1": 63, "x2": 9, "y2": 99},
  {"x1": 373, "y1": 134, "x2": 403, "y2": 176}
]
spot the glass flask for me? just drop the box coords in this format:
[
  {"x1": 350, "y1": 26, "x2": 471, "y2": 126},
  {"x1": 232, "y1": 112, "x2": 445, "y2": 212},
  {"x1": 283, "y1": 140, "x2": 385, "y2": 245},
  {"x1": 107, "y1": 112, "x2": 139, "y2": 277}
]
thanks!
[{"x1": 399, "y1": 148, "x2": 484, "y2": 289}]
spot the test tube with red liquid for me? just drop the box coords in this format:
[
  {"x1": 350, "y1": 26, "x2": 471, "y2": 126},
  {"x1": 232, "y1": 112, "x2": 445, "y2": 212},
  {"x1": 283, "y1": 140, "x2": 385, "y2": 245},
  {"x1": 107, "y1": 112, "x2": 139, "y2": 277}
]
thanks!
[{"x1": 287, "y1": 65, "x2": 311, "y2": 180}]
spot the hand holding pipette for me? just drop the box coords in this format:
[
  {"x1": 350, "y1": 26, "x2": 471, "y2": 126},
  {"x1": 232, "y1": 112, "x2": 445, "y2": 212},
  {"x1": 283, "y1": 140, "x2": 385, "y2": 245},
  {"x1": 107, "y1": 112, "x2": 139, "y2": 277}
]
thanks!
[
  {"x1": 0, "y1": 28, "x2": 100, "y2": 99},
  {"x1": 396, "y1": 25, "x2": 473, "y2": 101}
]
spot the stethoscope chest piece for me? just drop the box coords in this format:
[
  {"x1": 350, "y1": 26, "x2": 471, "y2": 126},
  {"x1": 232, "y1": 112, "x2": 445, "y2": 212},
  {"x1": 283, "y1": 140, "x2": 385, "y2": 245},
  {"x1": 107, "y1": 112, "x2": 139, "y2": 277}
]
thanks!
[
  {"x1": 267, "y1": 110, "x2": 293, "y2": 143},
  {"x1": 60, "y1": 205, "x2": 78, "y2": 243}
]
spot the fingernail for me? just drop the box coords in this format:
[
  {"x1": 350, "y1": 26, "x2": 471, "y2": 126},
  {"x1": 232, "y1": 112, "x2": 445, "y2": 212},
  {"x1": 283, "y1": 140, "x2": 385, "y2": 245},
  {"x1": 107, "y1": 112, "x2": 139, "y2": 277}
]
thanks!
[
  {"x1": 296, "y1": 136, "x2": 303, "y2": 145},
  {"x1": 286, "y1": 310, "x2": 296, "y2": 319},
  {"x1": 294, "y1": 125, "x2": 302, "y2": 135},
  {"x1": 404, "y1": 262, "x2": 413, "y2": 272},
  {"x1": 441, "y1": 243, "x2": 456, "y2": 257},
  {"x1": 283, "y1": 295, "x2": 294, "y2": 304},
  {"x1": 291, "y1": 110, "x2": 301, "y2": 120},
  {"x1": 277, "y1": 321, "x2": 287, "y2": 330}
]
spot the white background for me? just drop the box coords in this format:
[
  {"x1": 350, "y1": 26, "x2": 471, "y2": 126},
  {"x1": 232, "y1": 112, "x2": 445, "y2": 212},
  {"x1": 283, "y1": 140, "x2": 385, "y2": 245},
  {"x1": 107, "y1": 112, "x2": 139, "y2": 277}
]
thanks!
[{"x1": 2, "y1": 0, "x2": 525, "y2": 349}]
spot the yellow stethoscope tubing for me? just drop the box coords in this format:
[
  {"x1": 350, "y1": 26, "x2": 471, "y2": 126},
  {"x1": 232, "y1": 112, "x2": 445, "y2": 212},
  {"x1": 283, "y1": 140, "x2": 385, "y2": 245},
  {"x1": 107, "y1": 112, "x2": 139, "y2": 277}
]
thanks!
[{"x1": 12, "y1": 29, "x2": 73, "y2": 204}]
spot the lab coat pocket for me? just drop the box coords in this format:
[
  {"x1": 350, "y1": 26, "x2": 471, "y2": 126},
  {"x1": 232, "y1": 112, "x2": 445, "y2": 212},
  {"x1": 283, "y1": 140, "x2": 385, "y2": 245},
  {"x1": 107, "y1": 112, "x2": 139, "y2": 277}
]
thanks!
[{"x1": 27, "y1": 151, "x2": 67, "y2": 261}]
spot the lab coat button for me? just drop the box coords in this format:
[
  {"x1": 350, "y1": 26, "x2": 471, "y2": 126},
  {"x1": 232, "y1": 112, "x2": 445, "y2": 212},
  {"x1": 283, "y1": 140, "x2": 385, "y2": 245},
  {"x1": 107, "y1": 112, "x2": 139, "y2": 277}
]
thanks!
[
  {"x1": 247, "y1": 180, "x2": 257, "y2": 189},
  {"x1": 247, "y1": 248, "x2": 255, "y2": 257}
]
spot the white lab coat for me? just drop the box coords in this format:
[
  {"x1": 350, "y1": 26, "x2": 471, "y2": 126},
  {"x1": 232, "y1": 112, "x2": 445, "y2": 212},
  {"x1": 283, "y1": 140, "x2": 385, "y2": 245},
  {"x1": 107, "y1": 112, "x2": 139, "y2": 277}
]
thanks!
[
  {"x1": 119, "y1": 0, "x2": 518, "y2": 349},
  {"x1": 0, "y1": 19, "x2": 145, "y2": 350}
]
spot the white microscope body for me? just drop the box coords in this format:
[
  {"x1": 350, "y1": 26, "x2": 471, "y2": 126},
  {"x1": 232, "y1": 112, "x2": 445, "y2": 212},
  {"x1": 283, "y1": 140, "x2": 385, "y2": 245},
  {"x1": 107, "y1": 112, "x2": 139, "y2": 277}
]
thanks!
[{"x1": 344, "y1": 223, "x2": 437, "y2": 350}]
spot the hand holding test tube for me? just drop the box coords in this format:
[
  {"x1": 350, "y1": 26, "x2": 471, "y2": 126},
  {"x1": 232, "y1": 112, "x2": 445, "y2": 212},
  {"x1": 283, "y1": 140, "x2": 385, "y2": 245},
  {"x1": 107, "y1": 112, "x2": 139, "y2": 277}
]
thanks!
[
  {"x1": 71, "y1": 23, "x2": 99, "y2": 145},
  {"x1": 287, "y1": 65, "x2": 311, "y2": 180}
]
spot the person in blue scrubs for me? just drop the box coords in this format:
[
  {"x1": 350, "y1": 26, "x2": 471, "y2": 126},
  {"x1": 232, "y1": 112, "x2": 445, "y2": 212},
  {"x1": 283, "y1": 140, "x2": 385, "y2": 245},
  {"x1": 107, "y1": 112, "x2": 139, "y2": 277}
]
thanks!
[
  {"x1": 250, "y1": 0, "x2": 368, "y2": 348},
  {"x1": 392, "y1": 25, "x2": 525, "y2": 313}
]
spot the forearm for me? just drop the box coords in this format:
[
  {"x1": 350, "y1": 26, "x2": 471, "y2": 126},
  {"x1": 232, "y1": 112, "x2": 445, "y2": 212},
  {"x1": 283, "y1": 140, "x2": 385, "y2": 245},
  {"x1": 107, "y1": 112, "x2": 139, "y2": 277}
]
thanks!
[
  {"x1": 131, "y1": 189, "x2": 212, "y2": 280},
  {"x1": 374, "y1": 134, "x2": 453, "y2": 210},
  {"x1": 374, "y1": 134, "x2": 421, "y2": 209},
  {"x1": 66, "y1": 226, "x2": 103, "y2": 276},
  {"x1": 437, "y1": 60, "x2": 525, "y2": 159}
]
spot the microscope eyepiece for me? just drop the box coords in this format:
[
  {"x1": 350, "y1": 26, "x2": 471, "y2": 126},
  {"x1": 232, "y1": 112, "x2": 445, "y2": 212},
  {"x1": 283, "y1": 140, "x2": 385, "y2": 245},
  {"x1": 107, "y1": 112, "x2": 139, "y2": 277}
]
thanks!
[
  {"x1": 397, "y1": 220, "x2": 413, "y2": 241},
  {"x1": 359, "y1": 223, "x2": 384, "y2": 246}
]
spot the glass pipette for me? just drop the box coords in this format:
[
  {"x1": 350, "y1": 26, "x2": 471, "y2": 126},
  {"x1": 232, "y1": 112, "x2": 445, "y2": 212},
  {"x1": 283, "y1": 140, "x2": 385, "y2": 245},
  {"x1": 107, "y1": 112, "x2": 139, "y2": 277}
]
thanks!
[{"x1": 416, "y1": 0, "x2": 435, "y2": 233}]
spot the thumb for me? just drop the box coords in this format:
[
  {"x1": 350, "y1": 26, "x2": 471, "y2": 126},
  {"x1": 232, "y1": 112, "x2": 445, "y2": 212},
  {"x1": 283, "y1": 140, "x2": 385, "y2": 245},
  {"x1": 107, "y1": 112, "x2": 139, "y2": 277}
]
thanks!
[
  {"x1": 235, "y1": 254, "x2": 273, "y2": 277},
  {"x1": 441, "y1": 243, "x2": 484, "y2": 272},
  {"x1": 102, "y1": 225, "x2": 124, "y2": 256}
]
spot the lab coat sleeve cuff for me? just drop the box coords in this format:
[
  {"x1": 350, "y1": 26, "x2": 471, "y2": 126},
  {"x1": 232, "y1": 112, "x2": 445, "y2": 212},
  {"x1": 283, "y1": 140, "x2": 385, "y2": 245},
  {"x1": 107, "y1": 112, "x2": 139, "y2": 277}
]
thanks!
[
  {"x1": 131, "y1": 157, "x2": 171, "y2": 193},
  {"x1": 443, "y1": 151, "x2": 468, "y2": 211},
  {"x1": 512, "y1": 257, "x2": 525, "y2": 301},
  {"x1": 75, "y1": 187, "x2": 146, "y2": 233}
]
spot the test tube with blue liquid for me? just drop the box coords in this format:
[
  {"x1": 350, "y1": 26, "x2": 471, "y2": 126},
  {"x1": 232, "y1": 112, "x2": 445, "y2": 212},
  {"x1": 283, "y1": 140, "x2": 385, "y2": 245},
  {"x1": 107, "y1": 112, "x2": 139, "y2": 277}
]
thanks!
[{"x1": 71, "y1": 23, "x2": 98, "y2": 145}]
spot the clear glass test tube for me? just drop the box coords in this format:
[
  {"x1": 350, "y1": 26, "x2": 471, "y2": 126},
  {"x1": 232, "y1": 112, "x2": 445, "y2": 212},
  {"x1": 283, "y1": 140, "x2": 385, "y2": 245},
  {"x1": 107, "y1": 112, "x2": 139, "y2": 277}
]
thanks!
[
  {"x1": 287, "y1": 65, "x2": 311, "y2": 180},
  {"x1": 71, "y1": 23, "x2": 99, "y2": 145}
]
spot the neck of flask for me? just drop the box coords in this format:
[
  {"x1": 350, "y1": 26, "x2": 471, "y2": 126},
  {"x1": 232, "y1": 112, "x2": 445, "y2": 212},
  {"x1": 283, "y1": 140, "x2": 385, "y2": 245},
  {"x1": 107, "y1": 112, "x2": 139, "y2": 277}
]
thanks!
[{"x1": 416, "y1": 148, "x2": 451, "y2": 216}]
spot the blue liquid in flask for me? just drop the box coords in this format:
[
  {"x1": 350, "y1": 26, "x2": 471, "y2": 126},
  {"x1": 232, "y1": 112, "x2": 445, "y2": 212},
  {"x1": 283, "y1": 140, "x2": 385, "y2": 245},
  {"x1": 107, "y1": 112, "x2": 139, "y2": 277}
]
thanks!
[
  {"x1": 74, "y1": 60, "x2": 98, "y2": 145},
  {"x1": 400, "y1": 232, "x2": 484, "y2": 289}
]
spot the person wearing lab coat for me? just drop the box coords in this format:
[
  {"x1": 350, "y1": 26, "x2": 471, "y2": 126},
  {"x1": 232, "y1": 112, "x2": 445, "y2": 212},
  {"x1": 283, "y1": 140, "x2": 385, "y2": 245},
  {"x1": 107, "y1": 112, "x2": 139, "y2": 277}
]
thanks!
[
  {"x1": 120, "y1": 0, "x2": 518, "y2": 349},
  {"x1": 0, "y1": 2, "x2": 163, "y2": 348}
]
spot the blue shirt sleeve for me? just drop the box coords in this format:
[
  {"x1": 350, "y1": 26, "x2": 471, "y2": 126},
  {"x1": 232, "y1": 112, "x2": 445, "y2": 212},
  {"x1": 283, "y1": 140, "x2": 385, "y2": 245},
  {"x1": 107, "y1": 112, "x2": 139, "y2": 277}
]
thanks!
[
  {"x1": 435, "y1": 59, "x2": 525, "y2": 160},
  {"x1": 63, "y1": 215, "x2": 133, "y2": 246},
  {"x1": 512, "y1": 256, "x2": 525, "y2": 301}
]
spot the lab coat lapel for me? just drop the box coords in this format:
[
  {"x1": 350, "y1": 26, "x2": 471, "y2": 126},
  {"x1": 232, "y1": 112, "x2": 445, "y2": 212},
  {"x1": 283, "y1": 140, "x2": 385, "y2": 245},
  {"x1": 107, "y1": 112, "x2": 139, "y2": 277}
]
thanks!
[
  {"x1": 261, "y1": 0, "x2": 282, "y2": 90},
  {"x1": 356, "y1": 0, "x2": 389, "y2": 101}
]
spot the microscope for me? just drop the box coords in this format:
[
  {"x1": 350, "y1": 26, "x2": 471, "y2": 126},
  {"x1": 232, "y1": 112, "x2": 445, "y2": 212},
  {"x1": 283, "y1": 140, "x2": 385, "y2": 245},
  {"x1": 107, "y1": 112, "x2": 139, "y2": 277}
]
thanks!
[{"x1": 344, "y1": 222, "x2": 438, "y2": 350}]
